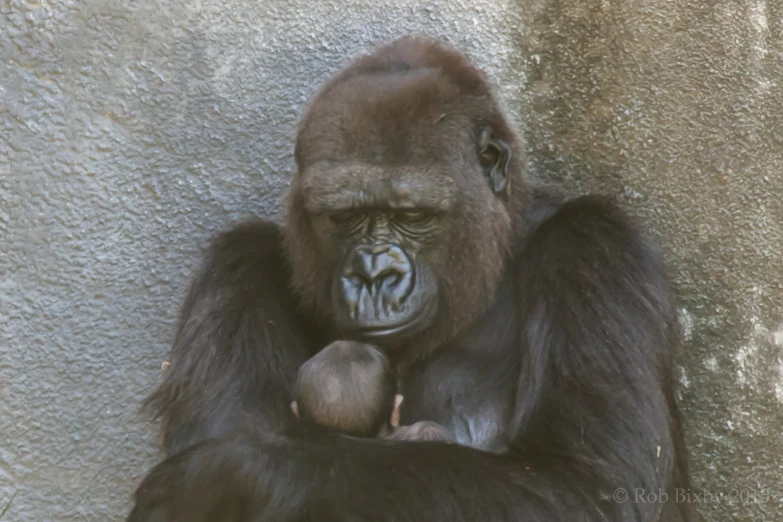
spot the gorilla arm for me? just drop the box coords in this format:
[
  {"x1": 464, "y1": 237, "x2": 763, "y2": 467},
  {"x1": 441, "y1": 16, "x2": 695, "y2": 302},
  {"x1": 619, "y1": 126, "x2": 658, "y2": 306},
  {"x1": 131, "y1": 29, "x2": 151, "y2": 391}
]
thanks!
[
  {"x1": 507, "y1": 195, "x2": 693, "y2": 522},
  {"x1": 130, "y1": 199, "x2": 692, "y2": 522},
  {"x1": 141, "y1": 221, "x2": 322, "y2": 454}
]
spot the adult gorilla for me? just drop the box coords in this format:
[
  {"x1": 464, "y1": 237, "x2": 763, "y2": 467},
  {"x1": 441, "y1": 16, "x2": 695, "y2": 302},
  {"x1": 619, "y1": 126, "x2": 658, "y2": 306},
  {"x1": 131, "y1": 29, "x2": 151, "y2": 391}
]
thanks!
[{"x1": 128, "y1": 37, "x2": 695, "y2": 522}]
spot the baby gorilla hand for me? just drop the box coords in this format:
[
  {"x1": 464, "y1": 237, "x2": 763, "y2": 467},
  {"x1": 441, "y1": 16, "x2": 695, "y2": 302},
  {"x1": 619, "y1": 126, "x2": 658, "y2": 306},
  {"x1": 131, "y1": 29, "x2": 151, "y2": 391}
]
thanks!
[{"x1": 387, "y1": 421, "x2": 456, "y2": 442}]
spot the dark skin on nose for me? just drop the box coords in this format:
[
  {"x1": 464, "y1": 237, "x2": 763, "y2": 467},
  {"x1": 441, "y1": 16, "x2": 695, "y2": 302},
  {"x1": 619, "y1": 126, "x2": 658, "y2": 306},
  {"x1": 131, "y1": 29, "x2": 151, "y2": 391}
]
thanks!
[{"x1": 342, "y1": 244, "x2": 414, "y2": 319}]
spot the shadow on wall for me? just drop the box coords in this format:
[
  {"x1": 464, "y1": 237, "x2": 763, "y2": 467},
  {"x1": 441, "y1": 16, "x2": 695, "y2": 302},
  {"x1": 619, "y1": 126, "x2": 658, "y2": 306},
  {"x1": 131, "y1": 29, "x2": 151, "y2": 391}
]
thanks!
[{"x1": 516, "y1": 2, "x2": 783, "y2": 520}]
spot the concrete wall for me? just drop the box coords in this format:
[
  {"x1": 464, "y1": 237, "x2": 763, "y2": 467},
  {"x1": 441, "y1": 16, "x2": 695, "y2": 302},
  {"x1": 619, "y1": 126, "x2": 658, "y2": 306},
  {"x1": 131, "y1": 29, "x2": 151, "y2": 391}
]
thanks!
[{"x1": 1, "y1": 0, "x2": 781, "y2": 520}]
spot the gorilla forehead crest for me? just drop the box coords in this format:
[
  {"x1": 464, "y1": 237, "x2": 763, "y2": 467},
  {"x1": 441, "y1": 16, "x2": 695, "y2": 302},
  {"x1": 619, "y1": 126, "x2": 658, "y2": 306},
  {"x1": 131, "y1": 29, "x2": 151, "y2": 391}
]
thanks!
[{"x1": 295, "y1": 37, "x2": 511, "y2": 171}]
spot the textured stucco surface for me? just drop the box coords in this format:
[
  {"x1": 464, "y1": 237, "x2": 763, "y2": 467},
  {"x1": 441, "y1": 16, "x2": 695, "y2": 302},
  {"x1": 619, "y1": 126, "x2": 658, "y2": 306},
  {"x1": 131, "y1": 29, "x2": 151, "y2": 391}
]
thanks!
[{"x1": 1, "y1": 0, "x2": 781, "y2": 520}]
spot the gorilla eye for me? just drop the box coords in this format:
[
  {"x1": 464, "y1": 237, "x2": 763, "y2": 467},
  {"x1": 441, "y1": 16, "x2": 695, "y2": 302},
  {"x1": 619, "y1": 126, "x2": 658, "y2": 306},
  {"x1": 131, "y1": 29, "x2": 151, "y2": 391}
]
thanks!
[
  {"x1": 398, "y1": 210, "x2": 431, "y2": 224},
  {"x1": 328, "y1": 211, "x2": 362, "y2": 227},
  {"x1": 393, "y1": 210, "x2": 437, "y2": 234},
  {"x1": 329, "y1": 212, "x2": 354, "y2": 225}
]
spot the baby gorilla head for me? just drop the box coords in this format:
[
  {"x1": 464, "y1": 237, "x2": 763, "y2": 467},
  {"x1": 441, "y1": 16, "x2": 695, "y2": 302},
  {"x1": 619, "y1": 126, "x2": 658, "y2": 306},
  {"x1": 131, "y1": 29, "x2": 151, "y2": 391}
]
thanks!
[{"x1": 292, "y1": 340, "x2": 401, "y2": 437}]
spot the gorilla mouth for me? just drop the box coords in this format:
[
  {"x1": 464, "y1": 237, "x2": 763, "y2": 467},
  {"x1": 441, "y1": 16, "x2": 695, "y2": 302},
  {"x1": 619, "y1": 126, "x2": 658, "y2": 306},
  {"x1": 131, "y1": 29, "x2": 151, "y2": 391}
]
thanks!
[
  {"x1": 352, "y1": 298, "x2": 436, "y2": 340},
  {"x1": 333, "y1": 242, "x2": 438, "y2": 341},
  {"x1": 355, "y1": 321, "x2": 416, "y2": 338}
]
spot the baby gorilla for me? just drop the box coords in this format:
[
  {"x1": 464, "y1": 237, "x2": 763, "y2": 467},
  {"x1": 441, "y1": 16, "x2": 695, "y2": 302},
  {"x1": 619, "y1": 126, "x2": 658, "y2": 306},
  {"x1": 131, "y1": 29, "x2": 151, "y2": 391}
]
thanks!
[{"x1": 292, "y1": 340, "x2": 454, "y2": 442}]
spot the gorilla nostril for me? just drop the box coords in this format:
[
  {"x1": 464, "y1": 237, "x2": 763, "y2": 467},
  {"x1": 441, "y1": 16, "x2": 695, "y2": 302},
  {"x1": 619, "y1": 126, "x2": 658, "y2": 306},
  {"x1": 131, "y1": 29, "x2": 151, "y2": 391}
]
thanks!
[{"x1": 373, "y1": 271, "x2": 402, "y2": 291}]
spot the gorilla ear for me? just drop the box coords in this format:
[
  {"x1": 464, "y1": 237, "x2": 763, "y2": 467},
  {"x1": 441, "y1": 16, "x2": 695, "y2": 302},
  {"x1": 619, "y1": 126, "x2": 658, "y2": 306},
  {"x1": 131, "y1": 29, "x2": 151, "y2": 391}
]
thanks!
[{"x1": 478, "y1": 127, "x2": 511, "y2": 196}]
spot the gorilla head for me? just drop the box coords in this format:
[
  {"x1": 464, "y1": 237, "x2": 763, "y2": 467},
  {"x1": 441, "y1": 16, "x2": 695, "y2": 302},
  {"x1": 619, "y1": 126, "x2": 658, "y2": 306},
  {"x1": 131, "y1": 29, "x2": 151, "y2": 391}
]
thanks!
[{"x1": 284, "y1": 38, "x2": 532, "y2": 352}]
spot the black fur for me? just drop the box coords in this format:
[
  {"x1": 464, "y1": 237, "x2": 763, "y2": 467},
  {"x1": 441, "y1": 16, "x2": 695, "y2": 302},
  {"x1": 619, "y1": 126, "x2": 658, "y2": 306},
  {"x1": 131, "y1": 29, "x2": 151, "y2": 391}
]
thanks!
[{"x1": 129, "y1": 37, "x2": 695, "y2": 522}]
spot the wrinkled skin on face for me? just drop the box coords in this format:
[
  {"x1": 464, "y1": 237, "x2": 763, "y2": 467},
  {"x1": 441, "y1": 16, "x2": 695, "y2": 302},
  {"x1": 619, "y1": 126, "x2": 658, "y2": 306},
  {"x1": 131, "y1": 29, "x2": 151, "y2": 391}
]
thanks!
[{"x1": 283, "y1": 41, "x2": 531, "y2": 356}]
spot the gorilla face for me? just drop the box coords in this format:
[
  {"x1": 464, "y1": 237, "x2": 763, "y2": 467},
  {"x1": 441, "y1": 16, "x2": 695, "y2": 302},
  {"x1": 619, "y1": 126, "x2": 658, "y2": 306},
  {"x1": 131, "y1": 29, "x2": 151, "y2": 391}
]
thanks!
[
  {"x1": 324, "y1": 126, "x2": 514, "y2": 339},
  {"x1": 327, "y1": 208, "x2": 440, "y2": 339},
  {"x1": 284, "y1": 46, "x2": 525, "y2": 349},
  {"x1": 285, "y1": 126, "x2": 515, "y2": 348}
]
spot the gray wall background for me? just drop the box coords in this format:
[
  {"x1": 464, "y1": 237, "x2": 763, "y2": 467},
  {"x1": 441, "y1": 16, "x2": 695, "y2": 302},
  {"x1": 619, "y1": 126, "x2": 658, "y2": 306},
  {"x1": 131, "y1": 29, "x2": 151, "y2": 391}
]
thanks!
[{"x1": 1, "y1": 0, "x2": 781, "y2": 520}]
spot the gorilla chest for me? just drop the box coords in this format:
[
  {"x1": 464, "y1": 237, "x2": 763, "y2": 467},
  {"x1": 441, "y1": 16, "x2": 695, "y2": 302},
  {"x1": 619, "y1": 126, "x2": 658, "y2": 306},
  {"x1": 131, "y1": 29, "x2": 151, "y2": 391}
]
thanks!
[{"x1": 398, "y1": 350, "x2": 516, "y2": 452}]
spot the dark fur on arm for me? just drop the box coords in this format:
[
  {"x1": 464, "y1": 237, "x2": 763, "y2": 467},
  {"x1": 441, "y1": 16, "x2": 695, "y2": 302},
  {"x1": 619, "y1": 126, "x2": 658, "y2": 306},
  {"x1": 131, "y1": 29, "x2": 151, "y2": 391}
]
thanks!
[
  {"x1": 143, "y1": 221, "x2": 323, "y2": 454},
  {"x1": 130, "y1": 198, "x2": 694, "y2": 522},
  {"x1": 509, "y1": 195, "x2": 695, "y2": 521}
]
